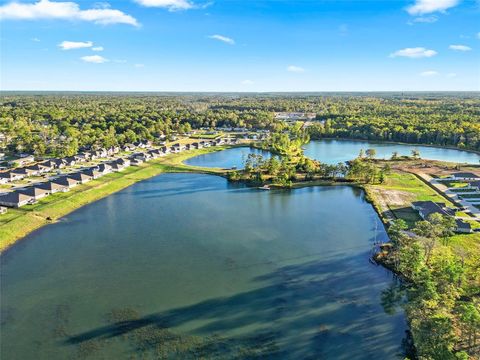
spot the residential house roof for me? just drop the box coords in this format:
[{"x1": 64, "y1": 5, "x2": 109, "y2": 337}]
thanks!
[{"x1": 0, "y1": 191, "x2": 32, "y2": 204}]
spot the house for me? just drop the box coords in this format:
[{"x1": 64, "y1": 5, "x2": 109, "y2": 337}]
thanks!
[
  {"x1": 52, "y1": 159, "x2": 66, "y2": 168},
  {"x1": 116, "y1": 158, "x2": 130, "y2": 167},
  {"x1": 130, "y1": 157, "x2": 144, "y2": 165},
  {"x1": 132, "y1": 152, "x2": 151, "y2": 161},
  {"x1": 0, "y1": 206, "x2": 6, "y2": 214},
  {"x1": 0, "y1": 192, "x2": 32, "y2": 208},
  {"x1": 41, "y1": 159, "x2": 58, "y2": 169},
  {"x1": 450, "y1": 172, "x2": 479, "y2": 181},
  {"x1": 8, "y1": 155, "x2": 35, "y2": 167},
  {"x1": 0, "y1": 171, "x2": 24, "y2": 183},
  {"x1": 107, "y1": 146, "x2": 120, "y2": 156},
  {"x1": 26, "y1": 163, "x2": 51, "y2": 174},
  {"x1": 75, "y1": 154, "x2": 88, "y2": 162},
  {"x1": 160, "y1": 146, "x2": 169, "y2": 154},
  {"x1": 412, "y1": 201, "x2": 450, "y2": 220},
  {"x1": 122, "y1": 144, "x2": 136, "y2": 152},
  {"x1": 97, "y1": 163, "x2": 112, "y2": 174},
  {"x1": 455, "y1": 219, "x2": 473, "y2": 234},
  {"x1": 147, "y1": 149, "x2": 160, "y2": 158},
  {"x1": 82, "y1": 168, "x2": 102, "y2": 179},
  {"x1": 63, "y1": 157, "x2": 77, "y2": 166},
  {"x1": 468, "y1": 181, "x2": 480, "y2": 191},
  {"x1": 11, "y1": 167, "x2": 38, "y2": 177},
  {"x1": 37, "y1": 181, "x2": 69, "y2": 193},
  {"x1": 70, "y1": 172, "x2": 93, "y2": 184},
  {"x1": 17, "y1": 186, "x2": 50, "y2": 201},
  {"x1": 52, "y1": 176, "x2": 79, "y2": 188}
]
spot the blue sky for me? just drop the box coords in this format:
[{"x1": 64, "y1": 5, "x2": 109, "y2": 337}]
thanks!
[{"x1": 0, "y1": 0, "x2": 479, "y2": 91}]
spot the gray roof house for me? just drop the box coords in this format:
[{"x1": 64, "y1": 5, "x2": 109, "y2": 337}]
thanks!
[
  {"x1": 11, "y1": 167, "x2": 38, "y2": 177},
  {"x1": 18, "y1": 186, "x2": 50, "y2": 201},
  {"x1": 82, "y1": 168, "x2": 102, "y2": 179},
  {"x1": 0, "y1": 171, "x2": 25, "y2": 183},
  {"x1": 451, "y1": 172, "x2": 479, "y2": 180},
  {"x1": 97, "y1": 163, "x2": 112, "y2": 174},
  {"x1": 37, "y1": 181, "x2": 69, "y2": 193},
  {"x1": 455, "y1": 219, "x2": 473, "y2": 234},
  {"x1": 70, "y1": 172, "x2": 93, "y2": 184},
  {"x1": 27, "y1": 163, "x2": 51, "y2": 173},
  {"x1": 412, "y1": 201, "x2": 450, "y2": 220},
  {"x1": 52, "y1": 176, "x2": 79, "y2": 188},
  {"x1": 0, "y1": 192, "x2": 32, "y2": 208}
]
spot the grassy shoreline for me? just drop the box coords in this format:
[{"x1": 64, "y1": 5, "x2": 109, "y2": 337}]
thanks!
[{"x1": 0, "y1": 147, "x2": 230, "y2": 254}]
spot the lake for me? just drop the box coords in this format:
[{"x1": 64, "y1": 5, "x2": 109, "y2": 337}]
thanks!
[
  {"x1": 185, "y1": 139, "x2": 480, "y2": 168},
  {"x1": 1, "y1": 173, "x2": 406, "y2": 359}
]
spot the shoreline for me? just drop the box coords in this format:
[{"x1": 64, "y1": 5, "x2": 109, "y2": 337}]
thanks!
[
  {"x1": 309, "y1": 137, "x2": 480, "y2": 157},
  {"x1": 0, "y1": 146, "x2": 231, "y2": 254}
]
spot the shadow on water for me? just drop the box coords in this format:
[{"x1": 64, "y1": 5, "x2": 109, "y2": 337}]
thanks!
[{"x1": 64, "y1": 253, "x2": 406, "y2": 360}]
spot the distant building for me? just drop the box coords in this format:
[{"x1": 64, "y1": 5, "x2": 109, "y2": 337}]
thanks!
[{"x1": 275, "y1": 112, "x2": 316, "y2": 121}]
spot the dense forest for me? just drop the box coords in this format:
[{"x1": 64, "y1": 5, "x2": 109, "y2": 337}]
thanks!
[{"x1": 0, "y1": 92, "x2": 479, "y2": 158}]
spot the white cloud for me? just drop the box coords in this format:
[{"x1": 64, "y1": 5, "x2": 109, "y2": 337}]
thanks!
[
  {"x1": 134, "y1": 63, "x2": 145, "y2": 68},
  {"x1": 241, "y1": 79, "x2": 254, "y2": 85},
  {"x1": 449, "y1": 44, "x2": 472, "y2": 51},
  {"x1": 420, "y1": 70, "x2": 439, "y2": 76},
  {"x1": 92, "y1": 46, "x2": 104, "y2": 51},
  {"x1": 446, "y1": 73, "x2": 457, "y2": 78},
  {"x1": 287, "y1": 65, "x2": 305, "y2": 73},
  {"x1": 407, "y1": 0, "x2": 460, "y2": 15},
  {"x1": 477, "y1": 32, "x2": 480, "y2": 39},
  {"x1": 411, "y1": 15, "x2": 438, "y2": 23},
  {"x1": 134, "y1": 0, "x2": 193, "y2": 10},
  {"x1": 208, "y1": 34, "x2": 235, "y2": 45},
  {"x1": 390, "y1": 47, "x2": 437, "y2": 58},
  {"x1": 0, "y1": 0, "x2": 139, "y2": 26},
  {"x1": 81, "y1": 55, "x2": 108, "y2": 63},
  {"x1": 32, "y1": 37, "x2": 41, "y2": 42},
  {"x1": 59, "y1": 40, "x2": 92, "y2": 50}
]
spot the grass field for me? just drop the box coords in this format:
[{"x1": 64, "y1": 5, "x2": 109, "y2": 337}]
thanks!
[{"x1": 0, "y1": 146, "x2": 231, "y2": 253}]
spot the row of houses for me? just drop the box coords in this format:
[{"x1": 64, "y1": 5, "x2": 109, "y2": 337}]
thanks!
[
  {"x1": 0, "y1": 146, "x2": 124, "y2": 184},
  {"x1": 0, "y1": 158, "x2": 131, "y2": 208},
  {"x1": 0, "y1": 138, "x2": 237, "y2": 208},
  {"x1": 411, "y1": 201, "x2": 473, "y2": 233}
]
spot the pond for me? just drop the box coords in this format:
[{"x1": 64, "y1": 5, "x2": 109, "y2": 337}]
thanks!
[
  {"x1": 185, "y1": 139, "x2": 480, "y2": 168},
  {"x1": 184, "y1": 146, "x2": 272, "y2": 169},
  {"x1": 304, "y1": 139, "x2": 480, "y2": 165},
  {"x1": 1, "y1": 173, "x2": 405, "y2": 359}
]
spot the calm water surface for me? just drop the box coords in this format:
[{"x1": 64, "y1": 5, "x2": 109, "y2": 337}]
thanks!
[
  {"x1": 186, "y1": 139, "x2": 479, "y2": 168},
  {"x1": 185, "y1": 147, "x2": 272, "y2": 169},
  {"x1": 1, "y1": 173, "x2": 405, "y2": 359}
]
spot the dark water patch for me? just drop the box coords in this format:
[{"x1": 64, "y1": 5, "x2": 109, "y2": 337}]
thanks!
[{"x1": 1, "y1": 173, "x2": 406, "y2": 359}]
